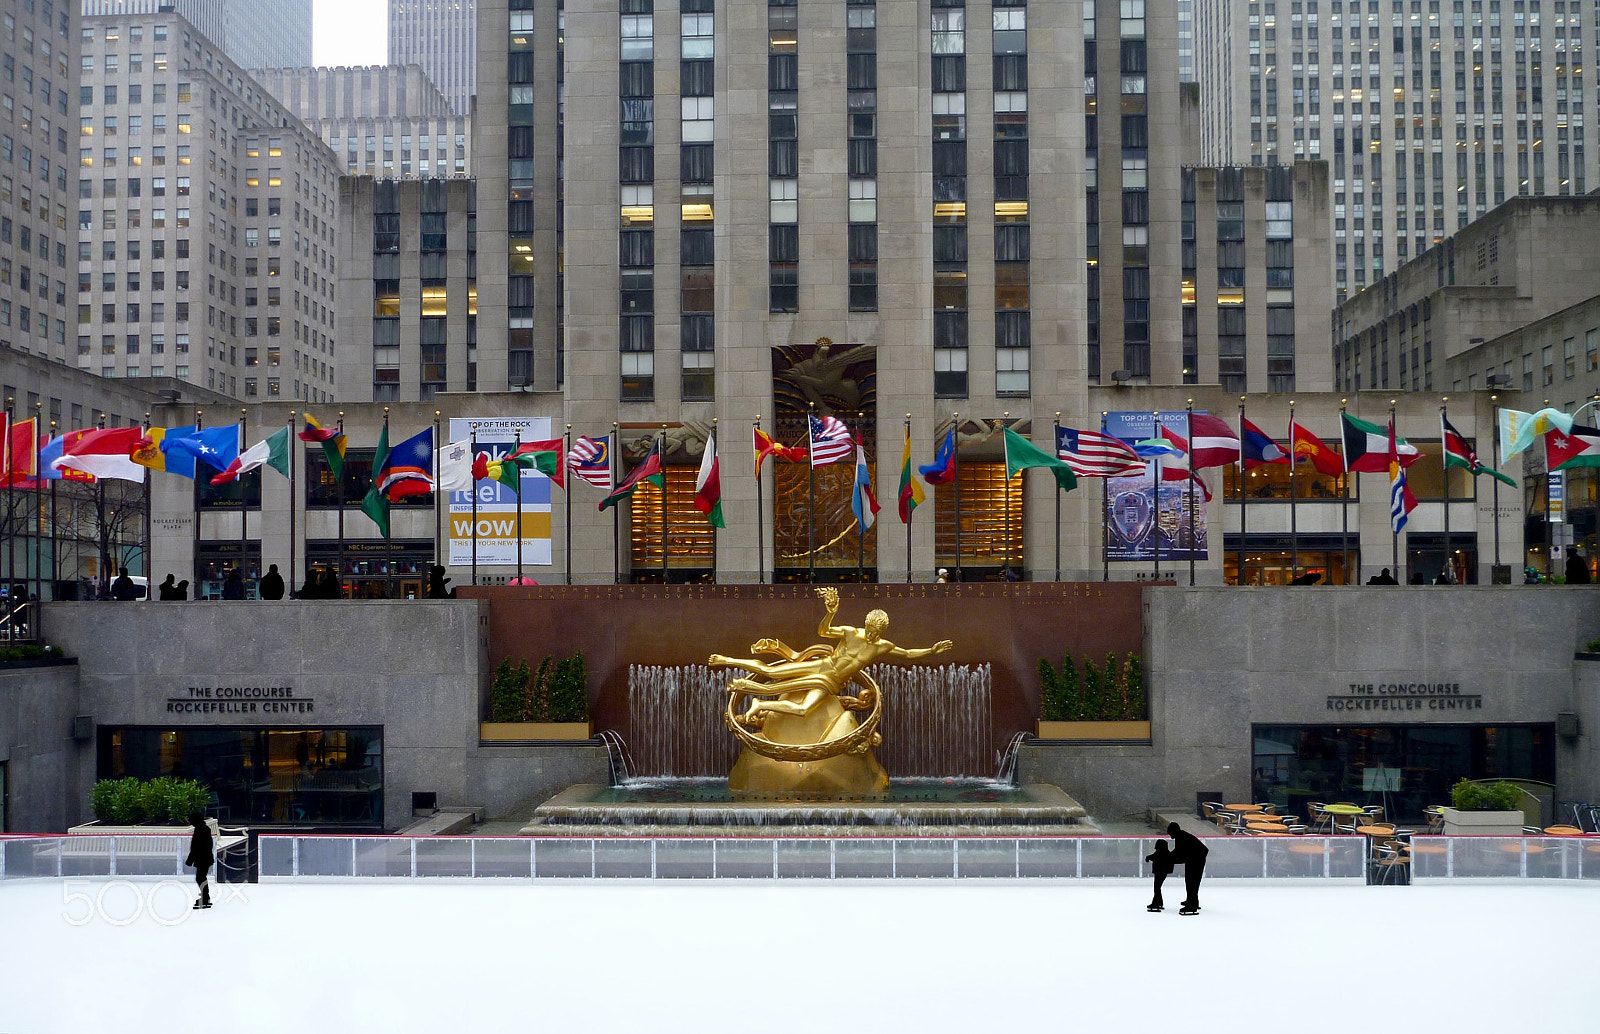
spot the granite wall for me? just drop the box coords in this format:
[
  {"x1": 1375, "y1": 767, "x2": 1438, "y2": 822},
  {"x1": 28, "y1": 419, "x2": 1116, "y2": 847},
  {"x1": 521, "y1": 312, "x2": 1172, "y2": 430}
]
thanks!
[{"x1": 0, "y1": 663, "x2": 84, "y2": 832}]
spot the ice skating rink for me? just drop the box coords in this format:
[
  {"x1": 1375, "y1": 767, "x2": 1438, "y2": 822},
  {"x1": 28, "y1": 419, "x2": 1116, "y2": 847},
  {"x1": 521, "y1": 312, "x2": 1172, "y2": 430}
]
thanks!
[{"x1": 1, "y1": 878, "x2": 1595, "y2": 1033}]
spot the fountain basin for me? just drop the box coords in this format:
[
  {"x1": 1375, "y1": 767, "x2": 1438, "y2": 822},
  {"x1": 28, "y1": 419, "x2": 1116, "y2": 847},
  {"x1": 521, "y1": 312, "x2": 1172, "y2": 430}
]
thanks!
[{"x1": 520, "y1": 779, "x2": 1097, "y2": 837}]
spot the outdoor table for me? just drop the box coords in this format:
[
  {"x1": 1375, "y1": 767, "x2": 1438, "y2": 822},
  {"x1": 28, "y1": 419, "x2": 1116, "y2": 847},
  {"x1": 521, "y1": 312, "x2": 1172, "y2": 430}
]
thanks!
[
  {"x1": 1355, "y1": 825, "x2": 1395, "y2": 837},
  {"x1": 1226, "y1": 804, "x2": 1264, "y2": 813},
  {"x1": 1250, "y1": 824, "x2": 1290, "y2": 834},
  {"x1": 1322, "y1": 803, "x2": 1365, "y2": 829},
  {"x1": 1543, "y1": 826, "x2": 1585, "y2": 836}
]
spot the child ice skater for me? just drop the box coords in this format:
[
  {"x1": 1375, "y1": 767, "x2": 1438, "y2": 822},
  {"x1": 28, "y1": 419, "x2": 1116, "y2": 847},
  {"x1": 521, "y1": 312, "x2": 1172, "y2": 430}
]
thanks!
[{"x1": 1144, "y1": 840, "x2": 1173, "y2": 912}]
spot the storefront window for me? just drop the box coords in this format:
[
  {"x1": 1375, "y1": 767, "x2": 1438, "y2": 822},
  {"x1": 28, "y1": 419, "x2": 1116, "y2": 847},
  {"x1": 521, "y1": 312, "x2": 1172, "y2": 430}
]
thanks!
[
  {"x1": 1252, "y1": 723, "x2": 1554, "y2": 824},
  {"x1": 195, "y1": 467, "x2": 261, "y2": 509},
  {"x1": 306, "y1": 540, "x2": 433, "y2": 599},
  {"x1": 1224, "y1": 546, "x2": 1352, "y2": 586},
  {"x1": 305, "y1": 448, "x2": 433, "y2": 509},
  {"x1": 1404, "y1": 442, "x2": 1475, "y2": 501},
  {"x1": 1224, "y1": 454, "x2": 1351, "y2": 501},
  {"x1": 99, "y1": 726, "x2": 383, "y2": 826},
  {"x1": 195, "y1": 543, "x2": 260, "y2": 599}
]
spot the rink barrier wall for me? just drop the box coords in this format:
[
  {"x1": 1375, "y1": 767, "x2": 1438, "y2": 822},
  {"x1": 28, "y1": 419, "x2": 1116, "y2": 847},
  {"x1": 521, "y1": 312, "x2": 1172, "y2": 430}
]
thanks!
[
  {"x1": 1409, "y1": 835, "x2": 1600, "y2": 879},
  {"x1": 0, "y1": 835, "x2": 190, "y2": 878},
  {"x1": 250, "y1": 835, "x2": 1370, "y2": 880}
]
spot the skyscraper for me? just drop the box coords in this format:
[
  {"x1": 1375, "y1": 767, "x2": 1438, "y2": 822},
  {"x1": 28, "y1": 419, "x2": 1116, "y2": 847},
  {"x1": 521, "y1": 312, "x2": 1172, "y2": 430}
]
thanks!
[
  {"x1": 389, "y1": 0, "x2": 477, "y2": 117},
  {"x1": 80, "y1": 0, "x2": 312, "y2": 70},
  {"x1": 1195, "y1": 0, "x2": 1599, "y2": 300}
]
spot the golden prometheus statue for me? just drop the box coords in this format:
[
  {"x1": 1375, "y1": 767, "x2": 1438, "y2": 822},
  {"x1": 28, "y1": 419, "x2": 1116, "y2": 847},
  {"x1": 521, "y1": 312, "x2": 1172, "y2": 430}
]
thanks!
[{"x1": 708, "y1": 587, "x2": 953, "y2": 794}]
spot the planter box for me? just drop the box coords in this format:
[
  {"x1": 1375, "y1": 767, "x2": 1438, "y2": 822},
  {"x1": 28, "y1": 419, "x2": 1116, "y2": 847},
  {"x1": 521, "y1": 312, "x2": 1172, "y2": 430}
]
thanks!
[
  {"x1": 1037, "y1": 720, "x2": 1151, "y2": 741},
  {"x1": 67, "y1": 822, "x2": 194, "y2": 836},
  {"x1": 479, "y1": 721, "x2": 593, "y2": 743},
  {"x1": 1440, "y1": 807, "x2": 1525, "y2": 837}
]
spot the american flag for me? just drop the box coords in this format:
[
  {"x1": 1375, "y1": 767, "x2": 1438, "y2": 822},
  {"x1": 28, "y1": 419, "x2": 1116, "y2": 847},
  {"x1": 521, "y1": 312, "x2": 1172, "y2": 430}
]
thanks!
[
  {"x1": 568, "y1": 434, "x2": 612, "y2": 489},
  {"x1": 1056, "y1": 425, "x2": 1146, "y2": 478},
  {"x1": 808, "y1": 414, "x2": 854, "y2": 467}
]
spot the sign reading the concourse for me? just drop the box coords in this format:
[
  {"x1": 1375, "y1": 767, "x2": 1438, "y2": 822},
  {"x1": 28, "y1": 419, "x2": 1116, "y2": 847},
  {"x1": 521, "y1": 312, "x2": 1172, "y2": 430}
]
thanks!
[
  {"x1": 1325, "y1": 681, "x2": 1483, "y2": 713},
  {"x1": 165, "y1": 685, "x2": 316, "y2": 715}
]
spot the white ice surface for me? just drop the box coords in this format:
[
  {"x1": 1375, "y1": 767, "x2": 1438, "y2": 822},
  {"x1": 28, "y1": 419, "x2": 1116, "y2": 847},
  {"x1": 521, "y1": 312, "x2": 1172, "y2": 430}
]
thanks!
[{"x1": 1, "y1": 878, "x2": 1596, "y2": 1033}]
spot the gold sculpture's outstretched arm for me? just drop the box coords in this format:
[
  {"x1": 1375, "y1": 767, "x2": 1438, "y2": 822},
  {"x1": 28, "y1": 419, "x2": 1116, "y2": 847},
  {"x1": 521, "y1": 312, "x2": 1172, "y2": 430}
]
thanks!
[
  {"x1": 887, "y1": 640, "x2": 954, "y2": 660},
  {"x1": 815, "y1": 586, "x2": 846, "y2": 639}
]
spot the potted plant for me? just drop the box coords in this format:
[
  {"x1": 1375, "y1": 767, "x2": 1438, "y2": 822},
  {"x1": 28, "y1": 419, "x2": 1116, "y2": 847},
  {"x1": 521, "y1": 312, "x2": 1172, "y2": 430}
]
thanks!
[
  {"x1": 73, "y1": 775, "x2": 211, "y2": 834},
  {"x1": 1036, "y1": 651, "x2": 1151, "y2": 741},
  {"x1": 480, "y1": 652, "x2": 592, "y2": 742},
  {"x1": 1439, "y1": 778, "x2": 1526, "y2": 836}
]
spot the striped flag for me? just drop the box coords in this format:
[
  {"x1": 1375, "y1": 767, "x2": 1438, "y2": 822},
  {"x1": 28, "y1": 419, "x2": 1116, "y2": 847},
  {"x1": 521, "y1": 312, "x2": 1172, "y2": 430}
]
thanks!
[
  {"x1": 1187, "y1": 413, "x2": 1241, "y2": 469},
  {"x1": 567, "y1": 435, "x2": 612, "y2": 489},
  {"x1": 1388, "y1": 418, "x2": 1417, "y2": 533},
  {"x1": 851, "y1": 443, "x2": 880, "y2": 531},
  {"x1": 807, "y1": 414, "x2": 854, "y2": 467},
  {"x1": 753, "y1": 426, "x2": 807, "y2": 473},
  {"x1": 1546, "y1": 424, "x2": 1600, "y2": 471},
  {"x1": 1056, "y1": 425, "x2": 1145, "y2": 478},
  {"x1": 1240, "y1": 417, "x2": 1290, "y2": 469}
]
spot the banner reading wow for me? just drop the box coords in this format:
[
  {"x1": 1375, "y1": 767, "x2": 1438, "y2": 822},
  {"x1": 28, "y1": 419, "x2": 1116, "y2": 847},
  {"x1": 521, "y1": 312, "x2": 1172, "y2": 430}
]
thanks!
[{"x1": 447, "y1": 417, "x2": 554, "y2": 566}]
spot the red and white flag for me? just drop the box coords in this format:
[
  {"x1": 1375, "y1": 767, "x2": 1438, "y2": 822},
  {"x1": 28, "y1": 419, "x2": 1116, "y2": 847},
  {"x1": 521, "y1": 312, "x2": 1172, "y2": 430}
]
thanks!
[
  {"x1": 52, "y1": 426, "x2": 147, "y2": 483},
  {"x1": 1187, "y1": 413, "x2": 1241, "y2": 469}
]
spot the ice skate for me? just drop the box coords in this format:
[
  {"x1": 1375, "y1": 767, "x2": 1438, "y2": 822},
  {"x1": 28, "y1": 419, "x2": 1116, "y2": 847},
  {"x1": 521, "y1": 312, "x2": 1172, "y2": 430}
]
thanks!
[
  {"x1": 1146, "y1": 903, "x2": 1164, "y2": 912},
  {"x1": 1178, "y1": 904, "x2": 1200, "y2": 916}
]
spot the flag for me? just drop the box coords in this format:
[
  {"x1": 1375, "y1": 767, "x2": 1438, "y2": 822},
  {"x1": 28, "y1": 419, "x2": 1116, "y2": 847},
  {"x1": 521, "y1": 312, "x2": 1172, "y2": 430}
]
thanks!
[
  {"x1": 1187, "y1": 413, "x2": 1241, "y2": 469},
  {"x1": 359, "y1": 423, "x2": 392, "y2": 536},
  {"x1": 162, "y1": 424, "x2": 241, "y2": 475},
  {"x1": 1546, "y1": 424, "x2": 1600, "y2": 471},
  {"x1": 38, "y1": 432, "x2": 95, "y2": 483},
  {"x1": 918, "y1": 425, "x2": 957, "y2": 485},
  {"x1": 753, "y1": 427, "x2": 806, "y2": 473},
  {"x1": 1056, "y1": 425, "x2": 1145, "y2": 478},
  {"x1": 1499, "y1": 406, "x2": 1574, "y2": 464},
  {"x1": 1342, "y1": 412, "x2": 1419, "y2": 472},
  {"x1": 898, "y1": 425, "x2": 925, "y2": 523},
  {"x1": 132, "y1": 425, "x2": 196, "y2": 475},
  {"x1": 299, "y1": 414, "x2": 347, "y2": 480},
  {"x1": 1240, "y1": 417, "x2": 1290, "y2": 469},
  {"x1": 436, "y1": 439, "x2": 474, "y2": 493},
  {"x1": 472, "y1": 452, "x2": 524, "y2": 492},
  {"x1": 53, "y1": 426, "x2": 148, "y2": 482},
  {"x1": 851, "y1": 443, "x2": 880, "y2": 531},
  {"x1": 600, "y1": 439, "x2": 663, "y2": 511},
  {"x1": 1152, "y1": 426, "x2": 1214, "y2": 502},
  {"x1": 210, "y1": 427, "x2": 290, "y2": 485},
  {"x1": 1002, "y1": 426, "x2": 1076, "y2": 492},
  {"x1": 1, "y1": 418, "x2": 36, "y2": 485},
  {"x1": 807, "y1": 414, "x2": 854, "y2": 467},
  {"x1": 1443, "y1": 415, "x2": 1517, "y2": 487},
  {"x1": 694, "y1": 433, "x2": 724, "y2": 528},
  {"x1": 1291, "y1": 420, "x2": 1345, "y2": 477},
  {"x1": 509, "y1": 438, "x2": 566, "y2": 490},
  {"x1": 377, "y1": 427, "x2": 436, "y2": 501},
  {"x1": 1388, "y1": 418, "x2": 1417, "y2": 533},
  {"x1": 569, "y1": 435, "x2": 612, "y2": 489}
]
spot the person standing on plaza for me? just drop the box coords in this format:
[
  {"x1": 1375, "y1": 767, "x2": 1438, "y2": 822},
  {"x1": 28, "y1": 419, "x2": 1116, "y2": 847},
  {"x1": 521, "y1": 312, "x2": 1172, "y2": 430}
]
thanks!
[
  {"x1": 1166, "y1": 822, "x2": 1209, "y2": 915},
  {"x1": 258, "y1": 564, "x2": 285, "y2": 600},
  {"x1": 221, "y1": 567, "x2": 246, "y2": 600},
  {"x1": 110, "y1": 568, "x2": 141, "y2": 600},
  {"x1": 935, "y1": 568, "x2": 950, "y2": 584},
  {"x1": 185, "y1": 811, "x2": 213, "y2": 909},
  {"x1": 1566, "y1": 549, "x2": 1591, "y2": 585},
  {"x1": 156, "y1": 574, "x2": 179, "y2": 600}
]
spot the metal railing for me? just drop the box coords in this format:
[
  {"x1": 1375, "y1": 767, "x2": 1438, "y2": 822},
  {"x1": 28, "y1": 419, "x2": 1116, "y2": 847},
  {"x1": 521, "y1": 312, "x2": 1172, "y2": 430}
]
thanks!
[
  {"x1": 253, "y1": 834, "x2": 1368, "y2": 881},
  {"x1": 0, "y1": 836, "x2": 189, "y2": 878},
  {"x1": 1409, "y1": 836, "x2": 1600, "y2": 880}
]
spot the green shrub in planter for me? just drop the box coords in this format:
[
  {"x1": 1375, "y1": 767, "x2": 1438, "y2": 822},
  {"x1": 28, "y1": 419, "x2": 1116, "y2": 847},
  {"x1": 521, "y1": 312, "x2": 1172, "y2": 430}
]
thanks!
[
  {"x1": 549, "y1": 651, "x2": 588, "y2": 723},
  {"x1": 1451, "y1": 778, "x2": 1524, "y2": 811},
  {"x1": 147, "y1": 776, "x2": 210, "y2": 822},
  {"x1": 90, "y1": 776, "x2": 211, "y2": 824},
  {"x1": 1585, "y1": 637, "x2": 1600, "y2": 655}
]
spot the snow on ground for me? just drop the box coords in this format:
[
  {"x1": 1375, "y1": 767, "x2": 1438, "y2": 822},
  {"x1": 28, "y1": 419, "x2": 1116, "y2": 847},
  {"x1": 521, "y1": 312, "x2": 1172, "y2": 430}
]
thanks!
[{"x1": 1, "y1": 878, "x2": 1595, "y2": 1033}]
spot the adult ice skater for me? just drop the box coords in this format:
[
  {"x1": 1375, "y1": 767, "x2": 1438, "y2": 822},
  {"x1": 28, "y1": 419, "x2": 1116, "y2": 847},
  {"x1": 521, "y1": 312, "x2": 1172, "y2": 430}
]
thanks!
[
  {"x1": 185, "y1": 811, "x2": 213, "y2": 909},
  {"x1": 1166, "y1": 822, "x2": 1209, "y2": 915}
]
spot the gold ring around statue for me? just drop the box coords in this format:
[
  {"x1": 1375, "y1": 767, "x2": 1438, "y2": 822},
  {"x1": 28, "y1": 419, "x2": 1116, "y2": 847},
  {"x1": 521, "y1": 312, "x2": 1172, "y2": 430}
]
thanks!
[{"x1": 723, "y1": 669, "x2": 884, "y2": 762}]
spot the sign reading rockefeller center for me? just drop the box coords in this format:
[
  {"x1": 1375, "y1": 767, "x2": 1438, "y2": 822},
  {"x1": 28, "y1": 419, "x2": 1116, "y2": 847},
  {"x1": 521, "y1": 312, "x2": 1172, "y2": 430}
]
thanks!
[
  {"x1": 165, "y1": 685, "x2": 317, "y2": 715},
  {"x1": 1324, "y1": 681, "x2": 1483, "y2": 712}
]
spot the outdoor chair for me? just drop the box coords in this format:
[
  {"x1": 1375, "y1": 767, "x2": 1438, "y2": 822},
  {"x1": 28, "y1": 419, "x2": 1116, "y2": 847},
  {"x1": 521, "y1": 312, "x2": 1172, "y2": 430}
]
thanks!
[
  {"x1": 1372, "y1": 842, "x2": 1410, "y2": 885},
  {"x1": 1423, "y1": 808, "x2": 1445, "y2": 835},
  {"x1": 1307, "y1": 803, "x2": 1332, "y2": 833}
]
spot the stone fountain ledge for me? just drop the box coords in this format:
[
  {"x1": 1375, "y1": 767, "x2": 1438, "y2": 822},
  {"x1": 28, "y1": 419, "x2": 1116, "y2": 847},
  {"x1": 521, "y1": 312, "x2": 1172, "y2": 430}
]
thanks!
[{"x1": 520, "y1": 783, "x2": 1097, "y2": 836}]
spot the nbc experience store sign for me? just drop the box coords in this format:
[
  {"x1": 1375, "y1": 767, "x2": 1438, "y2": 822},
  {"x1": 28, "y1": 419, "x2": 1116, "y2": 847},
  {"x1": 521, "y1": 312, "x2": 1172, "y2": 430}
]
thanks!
[{"x1": 1325, "y1": 681, "x2": 1483, "y2": 713}]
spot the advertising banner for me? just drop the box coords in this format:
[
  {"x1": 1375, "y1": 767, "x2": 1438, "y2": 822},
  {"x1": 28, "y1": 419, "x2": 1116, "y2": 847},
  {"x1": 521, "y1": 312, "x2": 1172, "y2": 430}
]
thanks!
[
  {"x1": 447, "y1": 417, "x2": 554, "y2": 566},
  {"x1": 1103, "y1": 411, "x2": 1209, "y2": 562}
]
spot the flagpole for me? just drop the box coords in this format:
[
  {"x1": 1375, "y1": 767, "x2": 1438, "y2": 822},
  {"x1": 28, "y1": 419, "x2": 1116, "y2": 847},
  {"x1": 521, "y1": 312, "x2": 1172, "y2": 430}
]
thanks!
[
  {"x1": 382, "y1": 408, "x2": 393, "y2": 599},
  {"x1": 336, "y1": 412, "x2": 345, "y2": 596},
  {"x1": 659, "y1": 426, "x2": 668, "y2": 584},
  {"x1": 48, "y1": 422, "x2": 57, "y2": 596},
  {"x1": 142, "y1": 409, "x2": 151, "y2": 599},
  {"x1": 1544, "y1": 397, "x2": 1554, "y2": 578},
  {"x1": 470, "y1": 425, "x2": 479, "y2": 587},
  {"x1": 1151, "y1": 409, "x2": 1161, "y2": 583},
  {"x1": 1238, "y1": 397, "x2": 1248, "y2": 585},
  {"x1": 1490, "y1": 394, "x2": 1503, "y2": 574},
  {"x1": 1340, "y1": 398, "x2": 1350, "y2": 584},
  {"x1": 1101, "y1": 411, "x2": 1110, "y2": 582},
  {"x1": 432, "y1": 411, "x2": 441, "y2": 577},
  {"x1": 96, "y1": 413, "x2": 107, "y2": 598},
  {"x1": 1003, "y1": 411, "x2": 1013, "y2": 576},
  {"x1": 611, "y1": 422, "x2": 620, "y2": 585},
  {"x1": 1440, "y1": 397, "x2": 1451, "y2": 583},
  {"x1": 239, "y1": 408, "x2": 248, "y2": 593},
  {"x1": 856, "y1": 423, "x2": 865, "y2": 584},
  {"x1": 289, "y1": 412, "x2": 298, "y2": 600},
  {"x1": 709, "y1": 418, "x2": 718, "y2": 584},
  {"x1": 5, "y1": 397, "x2": 14, "y2": 596},
  {"x1": 755, "y1": 417, "x2": 765, "y2": 584},
  {"x1": 192, "y1": 408, "x2": 203, "y2": 596},
  {"x1": 34, "y1": 402, "x2": 44, "y2": 602},
  {"x1": 1053, "y1": 412, "x2": 1061, "y2": 582},
  {"x1": 1288, "y1": 398, "x2": 1299, "y2": 582},
  {"x1": 1186, "y1": 400, "x2": 1196, "y2": 586},
  {"x1": 514, "y1": 426, "x2": 524, "y2": 586},
  {"x1": 904, "y1": 414, "x2": 913, "y2": 584},
  {"x1": 808, "y1": 404, "x2": 817, "y2": 585},
  {"x1": 1390, "y1": 402, "x2": 1400, "y2": 579},
  {"x1": 952, "y1": 411, "x2": 962, "y2": 579},
  {"x1": 564, "y1": 424, "x2": 573, "y2": 585}
]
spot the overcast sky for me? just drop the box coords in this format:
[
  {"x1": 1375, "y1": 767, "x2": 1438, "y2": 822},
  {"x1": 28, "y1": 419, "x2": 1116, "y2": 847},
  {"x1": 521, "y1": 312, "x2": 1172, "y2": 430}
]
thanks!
[{"x1": 313, "y1": 0, "x2": 388, "y2": 68}]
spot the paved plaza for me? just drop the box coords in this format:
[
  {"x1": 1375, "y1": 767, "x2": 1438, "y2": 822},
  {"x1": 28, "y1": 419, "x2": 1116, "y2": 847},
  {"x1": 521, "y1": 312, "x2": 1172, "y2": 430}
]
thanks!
[{"x1": 0, "y1": 878, "x2": 1594, "y2": 1032}]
